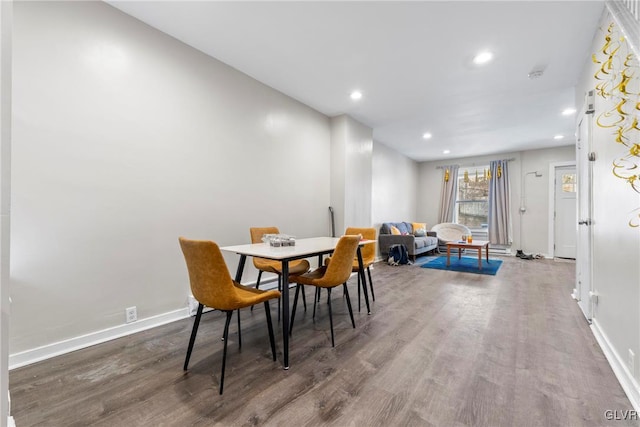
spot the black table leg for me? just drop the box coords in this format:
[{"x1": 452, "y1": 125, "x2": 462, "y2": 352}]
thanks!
[
  {"x1": 356, "y1": 247, "x2": 371, "y2": 314},
  {"x1": 234, "y1": 254, "x2": 246, "y2": 283},
  {"x1": 281, "y1": 260, "x2": 290, "y2": 369}
]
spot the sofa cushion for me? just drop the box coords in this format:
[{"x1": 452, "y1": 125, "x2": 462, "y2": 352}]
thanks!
[
  {"x1": 396, "y1": 222, "x2": 411, "y2": 235},
  {"x1": 390, "y1": 225, "x2": 401, "y2": 235},
  {"x1": 414, "y1": 236, "x2": 438, "y2": 249}
]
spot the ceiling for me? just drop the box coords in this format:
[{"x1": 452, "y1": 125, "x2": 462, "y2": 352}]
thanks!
[{"x1": 108, "y1": 1, "x2": 605, "y2": 162}]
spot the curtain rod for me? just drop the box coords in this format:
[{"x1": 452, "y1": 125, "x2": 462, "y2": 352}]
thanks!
[{"x1": 435, "y1": 157, "x2": 516, "y2": 169}]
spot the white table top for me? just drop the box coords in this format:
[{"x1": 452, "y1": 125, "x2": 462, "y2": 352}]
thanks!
[{"x1": 221, "y1": 236, "x2": 374, "y2": 260}]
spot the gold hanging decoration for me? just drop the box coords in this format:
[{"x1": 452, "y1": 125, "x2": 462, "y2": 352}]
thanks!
[
  {"x1": 497, "y1": 164, "x2": 502, "y2": 179},
  {"x1": 487, "y1": 169, "x2": 492, "y2": 179},
  {"x1": 464, "y1": 170, "x2": 469, "y2": 183},
  {"x1": 444, "y1": 168, "x2": 450, "y2": 182},
  {"x1": 475, "y1": 170, "x2": 479, "y2": 182}
]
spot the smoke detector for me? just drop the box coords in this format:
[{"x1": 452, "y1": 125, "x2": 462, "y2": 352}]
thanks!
[{"x1": 528, "y1": 69, "x2": 544, "y2": 79}]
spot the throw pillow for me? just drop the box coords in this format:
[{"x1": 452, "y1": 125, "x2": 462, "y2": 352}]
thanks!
[
  {"x1": 412, "y1": 222, "x2": 427, "y2": 237},
  {"x1": 390, "y1": 225, "x2": 402, "y2": 235}
]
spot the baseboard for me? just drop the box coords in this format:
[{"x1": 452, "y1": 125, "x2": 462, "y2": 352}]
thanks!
[
  {"x1": 8, "y1": 307, "x2": 190, "y2": 370},
  {"x1": 591, "y1": 319, "x2": 640, "y2": 412},
  {"x1": 7, "y1": 273, "x2": 323, "y2": 369}
]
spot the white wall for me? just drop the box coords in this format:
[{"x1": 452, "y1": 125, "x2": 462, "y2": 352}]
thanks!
[
  {"x1": 330, "y1": 114, "x2": 373, "y2": 234},
  {"x1": 10, "y1": 1, "x2": 331, "y2": 356},
  {"x1": 576, "y1": 6, "x2": 640, "y2": 406},
  {"x1": 521, "y1": 146, "x2": 575, "y2": 254},
  {"x1": 417, "y1": 146, "x2": 575, "y2": 255},
  {"x1": 330, "y1": 116, "x2": 347, "y2": 235},
  {"x1": 1, "y1": 0, "x2": 12, "y2": 424},
  {"x1": 371, "y1": 141, "x2": 418, "y2": 226}
]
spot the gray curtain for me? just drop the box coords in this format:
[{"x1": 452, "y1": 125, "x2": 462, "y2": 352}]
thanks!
[
  {"x1": 488, "y1": 160, "x2": 512, "y2": 245},
  {"x1": 438, "y1": 165, "x2": 459, "y2": 223}
]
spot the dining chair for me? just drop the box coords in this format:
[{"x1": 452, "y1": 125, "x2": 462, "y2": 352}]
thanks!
[
  {"x1": 178, "y1": 237, "x2": 281, "y2": 395},
  {"x1": 288, "y1": 235, "x2": 360, "y2": 347},
  {"x1": 325, "y1": 227, "x2": 376, "y2": 311},
  {"x1": 249, "y1": 227, "x2": 309, "y2": 317}
]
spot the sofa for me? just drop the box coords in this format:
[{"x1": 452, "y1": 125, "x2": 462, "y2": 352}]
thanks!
[{"x1": 379, "y1": 222, "x2": 439, "y2": 261}]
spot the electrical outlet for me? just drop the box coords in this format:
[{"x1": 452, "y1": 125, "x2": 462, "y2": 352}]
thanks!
[
  {"x1": 125, "y1": 306, "x2": 137, "y2": 323},
  {"x1": 629, "y1": 349, "x2": 635, "y2": 376}
]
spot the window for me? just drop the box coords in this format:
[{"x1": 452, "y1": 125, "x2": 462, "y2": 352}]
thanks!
[
  {"x1": 455, "y1": 167, "x2": 489, "y2": 229},
  {"x1": 562, "y1": 173, "x2": 577, "y2": 193}
]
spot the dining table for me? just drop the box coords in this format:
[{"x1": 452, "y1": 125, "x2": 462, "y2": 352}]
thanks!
[{"x1": 220, "y1": 236, "x2": 374, "y2": 369}]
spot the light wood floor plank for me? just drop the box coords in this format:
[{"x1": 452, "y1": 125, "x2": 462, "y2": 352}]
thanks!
[{"x1": 9, "y1": 256, "x2": 639, "y2": 426}]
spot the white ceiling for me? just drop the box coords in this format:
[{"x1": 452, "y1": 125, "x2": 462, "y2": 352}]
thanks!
[{"x1": 108, "y1": 1, "x2": 605, "y2": 162}]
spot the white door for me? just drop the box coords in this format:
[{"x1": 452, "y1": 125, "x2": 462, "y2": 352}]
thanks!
[
  {"x1": 576, "y1": 112, "x2": 593, "y2": 320},
  {"x1": 554, "y1": 166, "x2": 577, "y2": 259}
]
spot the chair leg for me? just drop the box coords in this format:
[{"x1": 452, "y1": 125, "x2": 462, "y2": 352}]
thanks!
[
  {"x1": 301, "y1": 286, "x2": 307, "y2": 311},
  {"x1": 237, "y1": 309, "x2": 241, "y2": 350},
  {"x1": 289, "y1": 284, "x2": 301, "y2": 336},
  {"x1": 256, "y1": 270, "x2": 263, "y2": 290},
  {"x1": 367, "y1": 266, "x2": 375, "y2": 302},
  {"x1": 357, "y1": 272, "x2": 361, "y2": 312},
  {"x1": 343, "y1": 283, "x2": 355, "y2": 329},
  {"x1": 264, "y1": 300, "x2": 277, "y2": 361},
  {"x1": 313, "y1": 287, "x2": 318, "y2": 319},
  {"x1": 251, "y1": 271, "x2": 263, "y2": 311},
  {"x1": 184, "y1": 303, "x2": 204, "y2": 371},
  {"x1": 327, "y1": 288, "x2": 335, "y2": 347},
  {"x1": 219, "y1": 310, "x2": 233, "y2": 395},
  {"x1": 277, "y1": 275, "x2": 282, "y2": 322}
]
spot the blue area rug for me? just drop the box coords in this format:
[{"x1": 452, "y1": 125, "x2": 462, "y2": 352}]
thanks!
[{"x1": 420, "y1": 256, "x2": 502, "y2": 275}]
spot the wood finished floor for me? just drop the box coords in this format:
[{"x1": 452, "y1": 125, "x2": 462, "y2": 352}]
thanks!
[{"x1": 10, "y1": 256, "x2": 638, "y2": 426}]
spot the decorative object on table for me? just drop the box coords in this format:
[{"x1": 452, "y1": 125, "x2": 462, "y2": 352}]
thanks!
[
  {"x1": 262, "y1": 233, "x2": 296, "y2": 246},
  {"x1": 250, "y1": 227, "x2": 309, "y2": 319},
  {"x1": 288, "y1": 235, "x2": 360, "y2": 347},
  {"x1": 178, "y1": 237, "x2": 281, "y2": 394},
  {"x1": 421, "y1": 256, "x2": 503, "y2": 276}
]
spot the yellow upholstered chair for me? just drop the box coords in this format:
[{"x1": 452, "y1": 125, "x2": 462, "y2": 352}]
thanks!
[
  {"x1": 325, "y1": 227, "x2": 376, "y2": 310},
  {"x1": 288, "y1": 235, "x2": 360, "y2": 347},
  {"x1": 179, "y1": 237, "x2": 281, "y2": 394},
  {"x1": 250, "y1": 227, "x2": 310, "y2": 316}
]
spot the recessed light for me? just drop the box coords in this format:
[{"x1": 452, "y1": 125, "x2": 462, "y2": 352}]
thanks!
[
  {"x1": 443, "y1": 149, "x2": 451, "y2": 154},
  {"x1": 554, "y1": 135, "x2": 564, "y2": 140},
  {"x1": 350, "y1": 91, "x2": 362, "y2": 100},
  {"x1": 473, "y1": 51, "x2": 493, "y2": 65},
  {"x1": 562, "y1": 108, "x2": 576, "y2": 116},
  {"x1": 422, "y1": 132, "x2": 432, "y2": 139}
]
